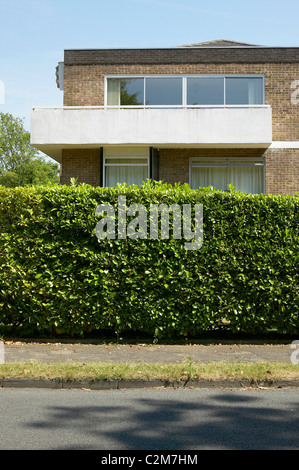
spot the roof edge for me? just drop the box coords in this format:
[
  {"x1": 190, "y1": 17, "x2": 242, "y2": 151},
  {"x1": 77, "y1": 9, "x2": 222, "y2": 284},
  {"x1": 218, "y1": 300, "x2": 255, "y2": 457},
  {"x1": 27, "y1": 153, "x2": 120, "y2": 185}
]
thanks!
[{"x1": 64, "y1": 45, "x2": 299, "y2": 51}]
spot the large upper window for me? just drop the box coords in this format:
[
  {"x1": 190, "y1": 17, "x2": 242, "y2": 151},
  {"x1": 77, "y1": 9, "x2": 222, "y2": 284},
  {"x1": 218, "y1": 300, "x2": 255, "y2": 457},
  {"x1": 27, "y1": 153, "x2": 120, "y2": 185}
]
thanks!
[
  {"x1": 106, "y1": 76, "x2": 264, "y2": 106},
  {"x1": 190, "y1": 158, "x2": 264, "y2": 194}
]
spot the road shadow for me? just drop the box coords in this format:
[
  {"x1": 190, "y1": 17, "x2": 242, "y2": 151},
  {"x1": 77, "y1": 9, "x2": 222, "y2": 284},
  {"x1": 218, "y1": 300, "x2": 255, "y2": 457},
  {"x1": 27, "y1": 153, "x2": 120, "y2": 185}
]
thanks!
[{"x1": 24, "y1": 389, "x2": 299, "y2": 450}]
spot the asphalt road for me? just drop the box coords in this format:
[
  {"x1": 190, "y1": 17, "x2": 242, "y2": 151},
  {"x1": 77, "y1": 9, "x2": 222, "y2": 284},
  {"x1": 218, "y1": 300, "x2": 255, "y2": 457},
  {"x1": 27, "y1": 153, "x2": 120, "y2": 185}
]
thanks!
[{"x1": 0, "y1": 387, "x2": 298, "y2": 450}]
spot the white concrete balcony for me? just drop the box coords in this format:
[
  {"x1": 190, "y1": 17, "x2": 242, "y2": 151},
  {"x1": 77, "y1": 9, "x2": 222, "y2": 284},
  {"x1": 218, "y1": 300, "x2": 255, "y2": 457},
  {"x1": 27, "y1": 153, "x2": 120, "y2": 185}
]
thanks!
[{"x1": 31, "y1": 106, "x2": 272, "y2": 162}]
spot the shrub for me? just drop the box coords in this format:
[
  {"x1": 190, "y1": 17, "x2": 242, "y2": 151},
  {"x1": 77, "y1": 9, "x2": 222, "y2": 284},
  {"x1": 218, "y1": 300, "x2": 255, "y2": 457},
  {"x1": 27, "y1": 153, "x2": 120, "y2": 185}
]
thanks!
[{"x1": 0, "y1": 181, "x2": 298, "y2": 338}]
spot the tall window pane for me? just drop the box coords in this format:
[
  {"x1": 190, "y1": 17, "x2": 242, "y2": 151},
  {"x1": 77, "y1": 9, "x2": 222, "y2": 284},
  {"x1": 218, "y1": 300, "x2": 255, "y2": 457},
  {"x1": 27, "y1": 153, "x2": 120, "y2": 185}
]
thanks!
[
  {"x1": 226, "y1": 78, "x2": 263, "y2": 105},
  {"x1": 107, "y1": 78, "x2": 144, "y2": 106},
  {"x1": 145, "y1": 78, "x2": 182, "y2": 105},
  {"x1": 187, "y1": 78, "x2": 224, "y2": 105},
  {"x1": 107, "y1": 79, "x2": 120, "y2": 105}
]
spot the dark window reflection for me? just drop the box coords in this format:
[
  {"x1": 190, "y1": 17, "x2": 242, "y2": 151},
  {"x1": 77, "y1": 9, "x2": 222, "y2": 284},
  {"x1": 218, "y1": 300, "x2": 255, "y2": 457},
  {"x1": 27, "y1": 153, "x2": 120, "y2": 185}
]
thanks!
[
  {"x1": 146, "y1": 78, "x2": 182, "y2": 105},
  {"x1": 187, "y1": 78, "x2": 224, "y2": 105},
  {"x1": 226, "y1": 78, "x2": 263, "y2": 105}
]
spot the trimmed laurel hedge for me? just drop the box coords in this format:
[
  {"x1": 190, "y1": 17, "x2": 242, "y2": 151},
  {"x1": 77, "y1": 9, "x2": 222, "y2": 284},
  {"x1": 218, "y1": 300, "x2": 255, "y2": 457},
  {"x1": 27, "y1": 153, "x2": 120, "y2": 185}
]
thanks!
[{"x1": 0, "y1": 181, "x2": 298, "y2": 338}]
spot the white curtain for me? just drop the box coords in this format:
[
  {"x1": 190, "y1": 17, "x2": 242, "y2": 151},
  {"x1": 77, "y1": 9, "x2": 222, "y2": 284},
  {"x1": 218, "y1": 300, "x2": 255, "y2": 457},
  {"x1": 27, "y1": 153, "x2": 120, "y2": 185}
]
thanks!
[
  {"x1": 191, "y1": 164, "x2": 263, "y2": 194},
  {"x1": 191, "y1": 167, "x2": 227, "y2": 190},
  {"x1": 248, "y1": 79, "x2": 263, "y2": 105},
  {"x1": 106, "y1": 165, "x2": 148, "y2": 187},
  {"x1": 228, "y1": 166, "x2": 263, "y2": 193},
  {"x1": 107, "y1": 79, "x2": 120, "y2": 106}
]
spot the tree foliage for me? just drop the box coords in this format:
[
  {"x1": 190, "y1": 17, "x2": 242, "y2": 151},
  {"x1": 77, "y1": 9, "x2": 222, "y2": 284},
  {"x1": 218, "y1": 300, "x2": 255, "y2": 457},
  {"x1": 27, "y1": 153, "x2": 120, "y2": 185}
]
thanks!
[{"x1": 0, "y1": 112, "x2": 59, "y2": 187}]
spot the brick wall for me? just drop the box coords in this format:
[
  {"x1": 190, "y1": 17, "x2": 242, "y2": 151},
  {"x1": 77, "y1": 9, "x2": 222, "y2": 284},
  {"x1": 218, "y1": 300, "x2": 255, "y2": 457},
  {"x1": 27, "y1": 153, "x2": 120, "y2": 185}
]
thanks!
[
  {"x1": 61, "y1": 149, "x2": 101, "y2": 186},
  {"x1": 264, "y1": 148, "x2": 299, "y2": 195}
]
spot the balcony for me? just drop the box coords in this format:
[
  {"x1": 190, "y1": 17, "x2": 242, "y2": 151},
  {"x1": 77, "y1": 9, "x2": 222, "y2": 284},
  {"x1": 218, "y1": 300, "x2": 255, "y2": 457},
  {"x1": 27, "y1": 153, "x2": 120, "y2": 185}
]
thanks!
[{"x1": 31, "y1": 106, "x2": 272, "y2": 162}]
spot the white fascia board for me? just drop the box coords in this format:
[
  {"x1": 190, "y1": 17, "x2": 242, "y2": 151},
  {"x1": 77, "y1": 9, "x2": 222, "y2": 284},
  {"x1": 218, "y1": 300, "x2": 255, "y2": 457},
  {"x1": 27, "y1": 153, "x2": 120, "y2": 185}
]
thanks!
[{"x1": 270, "y1": 141, "x2": 299, "y2": 148}]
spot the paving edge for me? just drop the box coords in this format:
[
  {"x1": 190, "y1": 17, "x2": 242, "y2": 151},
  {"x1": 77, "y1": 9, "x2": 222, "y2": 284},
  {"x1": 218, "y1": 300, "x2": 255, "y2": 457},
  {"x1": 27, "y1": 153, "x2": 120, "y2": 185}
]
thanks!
[{"x1": 1, "y1": 378, "x2": 299, "y2": 390}]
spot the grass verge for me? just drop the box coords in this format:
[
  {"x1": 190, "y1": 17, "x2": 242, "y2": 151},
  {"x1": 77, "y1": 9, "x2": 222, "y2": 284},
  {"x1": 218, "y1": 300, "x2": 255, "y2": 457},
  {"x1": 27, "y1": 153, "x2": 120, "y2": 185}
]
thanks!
[{"x1": 0, "y1": 361, "x2": 298, "y2": 383}]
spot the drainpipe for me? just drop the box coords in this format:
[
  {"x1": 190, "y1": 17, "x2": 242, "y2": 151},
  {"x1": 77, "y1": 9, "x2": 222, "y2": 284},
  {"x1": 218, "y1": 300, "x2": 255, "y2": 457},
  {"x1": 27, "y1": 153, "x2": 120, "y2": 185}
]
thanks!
[
  {"x1": 156, "y1": 148, "x2": 160, "y2": 181},
  {"x1": 149, "y1": 147, "x2": 153, "y2": 180},
  {"x1": 100, "y1": 147, "x2": 103, "y2": 187}
]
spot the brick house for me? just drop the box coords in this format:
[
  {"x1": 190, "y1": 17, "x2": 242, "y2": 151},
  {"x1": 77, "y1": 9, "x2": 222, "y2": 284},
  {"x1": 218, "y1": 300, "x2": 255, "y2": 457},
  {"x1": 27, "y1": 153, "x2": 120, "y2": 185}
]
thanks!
[{"x1": 31, "y1": 40, "x2": 299, "y2": 194}]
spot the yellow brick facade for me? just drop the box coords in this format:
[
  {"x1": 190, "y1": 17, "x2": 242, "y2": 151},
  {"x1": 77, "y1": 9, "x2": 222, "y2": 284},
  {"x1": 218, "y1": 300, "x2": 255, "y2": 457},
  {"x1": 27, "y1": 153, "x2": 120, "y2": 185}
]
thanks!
[{"x1": 60, "y1": 47, "x2": 299, "y2": 195}]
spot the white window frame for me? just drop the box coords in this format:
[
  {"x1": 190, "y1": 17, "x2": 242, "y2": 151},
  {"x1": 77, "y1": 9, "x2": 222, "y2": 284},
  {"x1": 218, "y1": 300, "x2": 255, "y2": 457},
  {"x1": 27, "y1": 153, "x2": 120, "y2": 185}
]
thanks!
[
  {"x1": 103, "y1": 155, "x2": 150, "y2": 187},
  {"x1": 105, "y1": 75, "x2": 265, "y2": 107},
  {"x1": 189, "y1": 157, "x2": 265, "y2": 193}
]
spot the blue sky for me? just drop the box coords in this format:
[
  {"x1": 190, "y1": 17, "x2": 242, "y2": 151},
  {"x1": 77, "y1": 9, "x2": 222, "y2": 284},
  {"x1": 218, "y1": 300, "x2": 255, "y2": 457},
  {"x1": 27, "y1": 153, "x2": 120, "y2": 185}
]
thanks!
[{"x1": 0, "y1": 0, "x2": 298, "y2": 140}]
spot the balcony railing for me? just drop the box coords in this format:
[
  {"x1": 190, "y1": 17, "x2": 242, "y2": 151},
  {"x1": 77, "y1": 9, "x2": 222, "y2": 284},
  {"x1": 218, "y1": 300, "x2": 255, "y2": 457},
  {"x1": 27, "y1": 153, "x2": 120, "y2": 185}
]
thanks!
[{"x1": 32, "y1": 104, "x2": 271, "y2": 109}]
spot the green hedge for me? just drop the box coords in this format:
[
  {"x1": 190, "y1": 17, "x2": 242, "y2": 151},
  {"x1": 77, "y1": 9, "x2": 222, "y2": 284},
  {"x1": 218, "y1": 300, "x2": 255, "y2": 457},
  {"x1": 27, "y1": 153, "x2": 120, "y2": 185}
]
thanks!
[{"x1": 0, "y1": 181, "x2": 298, "y2": 338}]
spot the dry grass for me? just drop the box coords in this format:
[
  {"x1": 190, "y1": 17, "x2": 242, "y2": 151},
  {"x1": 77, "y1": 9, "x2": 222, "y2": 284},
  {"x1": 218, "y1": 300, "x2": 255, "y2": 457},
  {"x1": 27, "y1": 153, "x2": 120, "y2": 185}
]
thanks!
[{"x1": 0, "y1": 360, "x2": 298, "y2": 383}]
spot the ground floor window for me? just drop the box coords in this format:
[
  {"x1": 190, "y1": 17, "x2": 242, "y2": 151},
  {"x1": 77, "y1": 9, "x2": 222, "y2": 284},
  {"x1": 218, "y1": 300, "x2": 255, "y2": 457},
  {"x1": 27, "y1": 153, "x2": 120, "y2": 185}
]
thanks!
[
  {"x1": 190, "y1": 158, "x2": 264, "y2": 194},
  {"x1": 103, "y1": 149, "x2": 150, "y2": 187}
]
